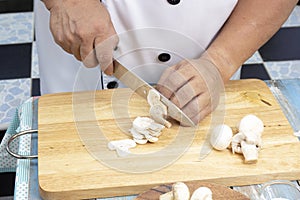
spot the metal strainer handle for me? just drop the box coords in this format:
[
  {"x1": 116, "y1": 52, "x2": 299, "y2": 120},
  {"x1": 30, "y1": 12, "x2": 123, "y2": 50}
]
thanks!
[{"x1": 6, "y1": 129, "x2": 38, "y2": 159}]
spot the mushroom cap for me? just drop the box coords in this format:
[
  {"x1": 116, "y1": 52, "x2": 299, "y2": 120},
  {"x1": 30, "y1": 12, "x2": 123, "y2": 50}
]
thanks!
[
  {"x1": 147, "y1": 89, "x2": 161, "y2": 106},
  {"x1": 150, "y1": 104, "x2": 167, "y2": 117},
  {"x1": 238, "y1": 114, "x2": 264, "y2": 136},
  {"x1": 210, "y1": 124, "x2": 233, "y2": 151}
]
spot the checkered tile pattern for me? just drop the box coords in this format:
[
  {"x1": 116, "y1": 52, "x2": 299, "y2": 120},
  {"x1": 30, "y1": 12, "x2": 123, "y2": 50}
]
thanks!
[{"x1": 0, "y1": 2, "x2": 300, "y2": 129}]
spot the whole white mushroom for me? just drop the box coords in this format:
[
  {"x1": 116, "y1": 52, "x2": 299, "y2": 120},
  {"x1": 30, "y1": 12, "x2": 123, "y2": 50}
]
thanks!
[
  {"x1": 172, "y1": 182, "x2": 190, "y2": 200},
  {"x1": 190, "y1": 186, "x2": 212, "y2": 200},
  {"x1": 210, "y1": 124, "x2": 233, "y2": 151},
  {"x1": 238, "y1": 114, "x2": 264, "y2": 139}
]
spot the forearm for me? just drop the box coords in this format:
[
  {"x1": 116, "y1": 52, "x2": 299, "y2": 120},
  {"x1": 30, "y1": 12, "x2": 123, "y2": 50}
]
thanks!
[{"x1": 207, "y1": 0, "x2": 298, "y2": 82}]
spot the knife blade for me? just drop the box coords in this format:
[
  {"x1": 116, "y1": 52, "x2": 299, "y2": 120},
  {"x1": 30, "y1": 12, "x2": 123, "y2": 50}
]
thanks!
[{"x1": 113, "y1": 60, "x2": 195, "y2": 127}]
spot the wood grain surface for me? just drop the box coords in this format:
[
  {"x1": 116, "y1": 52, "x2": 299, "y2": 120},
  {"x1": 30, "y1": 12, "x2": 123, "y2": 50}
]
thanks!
[
  {"x1": 38, "y1": 79, "x2": 300, "y2": 200},
  {"x1": 135, "y1": 181, "x2": 250, "y2": 200}
]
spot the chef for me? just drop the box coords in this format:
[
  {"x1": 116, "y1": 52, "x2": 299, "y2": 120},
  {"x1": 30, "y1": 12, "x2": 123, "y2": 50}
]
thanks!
[{"x1": 35, "y1": 0, "x2": 297, "y2": 124}]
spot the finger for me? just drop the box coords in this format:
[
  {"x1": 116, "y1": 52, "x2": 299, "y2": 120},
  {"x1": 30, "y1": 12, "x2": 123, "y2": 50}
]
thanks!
[
  {"x1": 181, "y1": 93, "x2": 210, "y2": 120},
  {"x1": 190, "y1": 104, "x2": 212, "y2": 125},
  {"x1": 81, "y1": 37, "x2": 98, "y2": 68},
  {"x1": 82, "y1": 48, "x2": 98, "y2": 68},
  {"x1": 50, "y1": 20, "x2": 72, "y2": 54},
  {"x1": 103, "y1": 62, "x2": 114, "y2": 76},
  {"x1": 157, "y1": 64, "x2": 193, "y2": 99},
  {"x1": 157, "y1": 63, "x2": 182, "y2": 86},
  {"x1": 70, "y1": 37, "x2": 82, "y2": 61},
  {"x1": 156, "y1": 67, "x2": 175, "y2": 96},
  {"x1": 170, "y1": 77, "x2": 207, "y2": 108},
  {"x1": 61, "y1": 12, "x2": 74, "y2": 54},
  {"x1": 97, "y1": 48, "x2": 114, "y2": 75}
]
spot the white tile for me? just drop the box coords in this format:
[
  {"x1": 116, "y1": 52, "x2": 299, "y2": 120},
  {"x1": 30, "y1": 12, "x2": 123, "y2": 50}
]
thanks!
[
  {"x1": 264, "y1": 60, "x2": 300, "y2": 79},
  {"x1": 0, "y1": 79, "x2": 31, "y2": 126},
  {"x1": 282, "y1": 6, "x2": 300, "y2": 27},
  {"x1": 31, "y1": 42, "x2": 39, "y2": 78},
  {"x1": 0, "y1": 12, "x2": 33, "y2": 45},
  {"x1": 244, "y1": 51, "x2": 263, "y2": 64}
]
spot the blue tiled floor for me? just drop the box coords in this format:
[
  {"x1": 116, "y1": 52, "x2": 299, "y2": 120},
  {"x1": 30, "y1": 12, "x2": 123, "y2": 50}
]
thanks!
[
  {"x1": 0, "y1": 4, "x2": 300, "y2": 129},
  {"x1": 0, "y1": 12, "x2": 33, "y2": 45}
]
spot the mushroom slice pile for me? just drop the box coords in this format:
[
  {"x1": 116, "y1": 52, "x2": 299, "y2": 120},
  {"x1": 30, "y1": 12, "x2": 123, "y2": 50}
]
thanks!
[
  {"x1": 147, "y1": 89, "x2": 172, "y2": 128},
  {"x1": 129, "y1": 117, "x2": 165, "y2": 144}
]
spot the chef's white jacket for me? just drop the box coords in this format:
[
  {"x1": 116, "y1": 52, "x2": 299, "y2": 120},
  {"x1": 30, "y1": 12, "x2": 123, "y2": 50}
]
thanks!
[{"x1": 34, "y1": 0, "x2": 239, "y2": 94}]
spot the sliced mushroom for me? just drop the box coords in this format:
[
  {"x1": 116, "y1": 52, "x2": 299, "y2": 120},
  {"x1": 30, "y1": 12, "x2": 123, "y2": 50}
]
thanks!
[
  {"x1": 231, "y1": 132, "x2": 245, "y2": 154},
  {"x1": 129, "y1": 128, "x2": 145, "y2": 140},
  {"x1": 107, "y1": 139, "x2": 137, "y2": 157},
  {"x1": 148, "y1": 122, "x2": 165, "y2": 132},
  {"x1": 147, "y1": 89, "x2": 172, "y2": 128},
  {"x1": 115, "y1": 146, "x2": 131, "y2": 157},
  {"x1": 150, "y1": 104, "x2": 172, "y2": 128},
  {"x1": 147, "y1": 89, "x2": 162, "y2": 106},
  {"x1": 148, "y1": 129, "x2": 163, "y2": 137},
  {"x1": 130, "y1": 117, "x2": 166, "y2": 144},
  {"x1": 133, "y1": 117, "x2": 155, "y2": 132},
  {"x1": 107, "y1": 139, "x2": 136, "y2": 150},
  {"x1": 133, "y1": 138, "x2": 148, "y2": 145},
  {"x1": 139, "y1": 129, "x2": 159, "y2": 143},
  {"x1": 209, "y1": 124, "x2": 233, "y2": 151},
  {"x1": 190, "y1": 187, "x2": 212, "y2": 200},
  {"x1": 241, "y1": 141, "x2": 259, "y2": 164}
]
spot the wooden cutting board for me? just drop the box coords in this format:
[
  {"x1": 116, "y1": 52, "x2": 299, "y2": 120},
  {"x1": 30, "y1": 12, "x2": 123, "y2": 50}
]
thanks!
[{"x1": 38, "y1": 79, "x2": 300, "y2": 200}]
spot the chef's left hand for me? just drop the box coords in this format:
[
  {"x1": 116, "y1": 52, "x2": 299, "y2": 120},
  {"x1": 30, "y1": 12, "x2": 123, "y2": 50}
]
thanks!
[{"x1": 156, "y1": 57, "x2": 224, "y2": 125}]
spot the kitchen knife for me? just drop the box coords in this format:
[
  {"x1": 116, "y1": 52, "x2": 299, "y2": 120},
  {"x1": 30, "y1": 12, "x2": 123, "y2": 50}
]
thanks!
[{"x1": 113, "y1": 60, "x2": 195, "y2": 127}]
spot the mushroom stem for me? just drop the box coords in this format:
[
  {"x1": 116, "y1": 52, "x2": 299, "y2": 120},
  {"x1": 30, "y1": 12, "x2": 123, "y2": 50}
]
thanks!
[{"x1": 241, "y1": 141, "x2": 258, "y2": 164}]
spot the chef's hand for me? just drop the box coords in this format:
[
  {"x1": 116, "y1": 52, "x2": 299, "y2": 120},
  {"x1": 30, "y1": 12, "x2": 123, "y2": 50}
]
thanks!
[
  {"x1": 156, "y1": 57, "x2": 224, "y2": 125},
  {"x1": 43, "y1": 0, "x2": 118, "y2": 75}
]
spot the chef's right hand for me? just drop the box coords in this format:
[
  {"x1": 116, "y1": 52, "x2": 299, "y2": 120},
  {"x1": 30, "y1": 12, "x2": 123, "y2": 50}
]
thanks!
[{"x1": 43, "y1": 0, "x2": 118, "y2": 75}]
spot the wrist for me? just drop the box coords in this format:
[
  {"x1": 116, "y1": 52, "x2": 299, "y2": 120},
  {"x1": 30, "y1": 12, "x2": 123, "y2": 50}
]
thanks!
[{"x1": 203, "y1": 48, "x2": 236, "y2": 83}]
